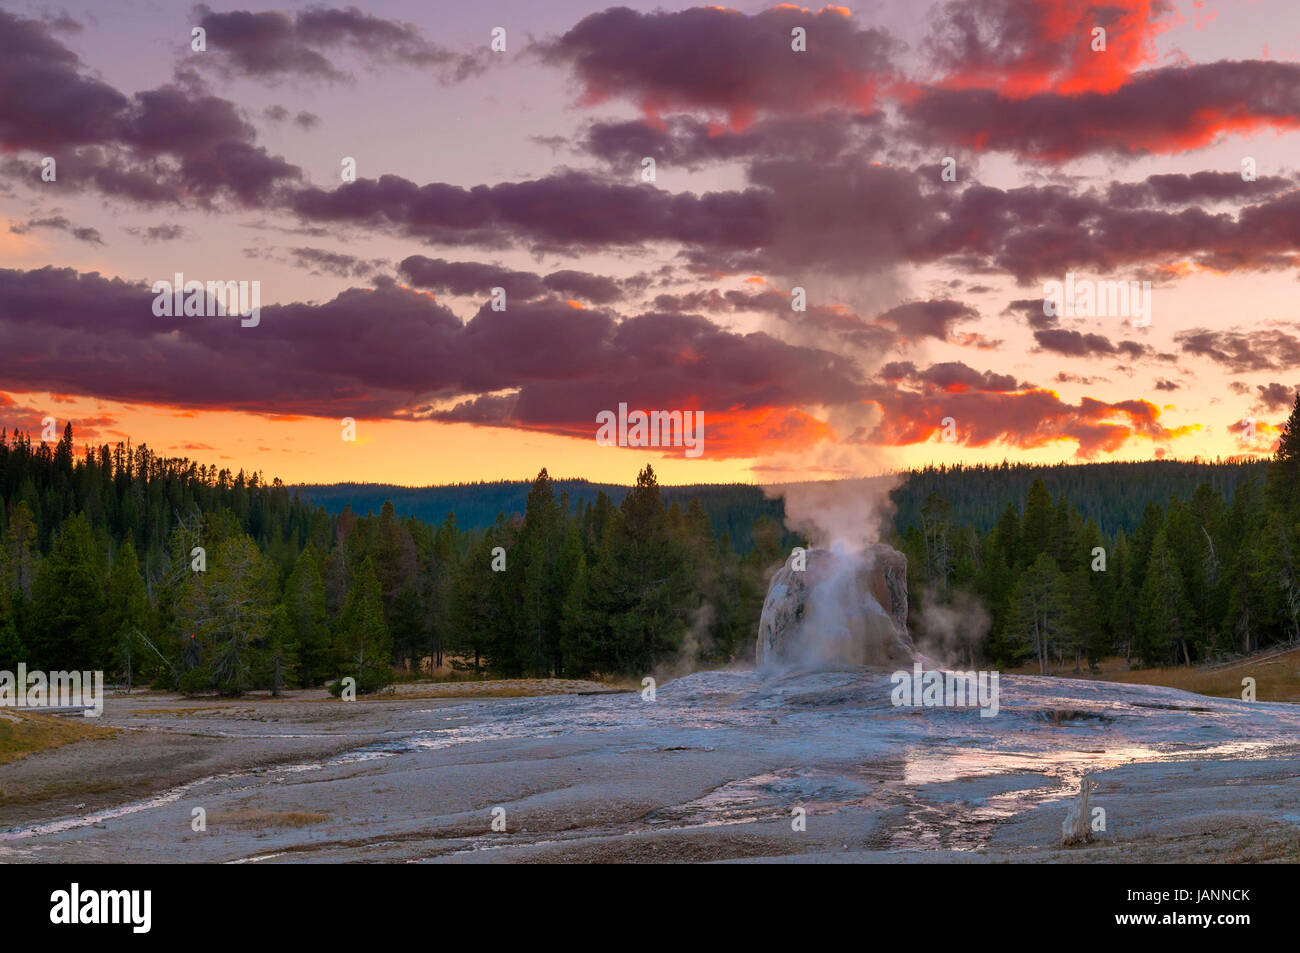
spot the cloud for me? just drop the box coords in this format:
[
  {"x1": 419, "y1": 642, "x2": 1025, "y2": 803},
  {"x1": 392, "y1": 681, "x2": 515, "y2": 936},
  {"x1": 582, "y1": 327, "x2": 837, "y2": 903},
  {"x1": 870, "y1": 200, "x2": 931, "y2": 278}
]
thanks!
[
  {"x1": 921, "y1": 0, "x2": 1175, "y2": 97},
  {"x1": 1107, "y1": 171, "x2": 1297, "y2": 206},
  {"x1": 280, "y1": 152, "x2": 1300, "y2": 285},
  {"x1": 0, "y1": 266, "x2": 868, "y2": 459},
  {"x1": 580, "y1": 112, "x2": 885, "y2": 169},
  {"x1": 289, "y1": 170, "x2": 772, "y2": 254},
  {"x1": 863, "y1": 383, "x2": 1186, "y2": 458},
  {"x1": 931, "y1": 179, "x2": 1300, "y2": 281},
  {"x1": 1253, "y1": 382, "x2": 1298, "y2": 413},
  {"x1": 286, "y1": 246, "x2": 387, "y2": 278},
  {"x1": 539, "y1": 5, "x2": 895, "y2": 126},
  {"x1": 1175, "y1": 327, "x2": 1300, "y2": 373},
  {"x1": 398, "y1": 256, "x2": 624, "y2": 304},
  {"x1": 875, "y1": 299, "x2": 978, "y2": 342},
  {"x1": 904, "y1": 60, "x2": 1300, "y2": 159},
  {"x1": 10, "y1": 216, "x2": 104, "y2": 245},
  {"x1": 263, "y1": 104, "x2": 321, "y2": 129},
  {"x1": 0, "y1": 391, "x2": 115, "y2": 442},
  {"x1": 1033, "y1": 328, "x2": 1150, "y2": 361},
  {"x1": 125, "y1": 223, "x2": 187, "y2": 242},
  {"x1": 0, "y1": 9, "x2": 301, "y2": 205},
  {"x1": 1004, "y1": 297, "x2": 1055, "y2": 329},
  {"x1": 0, "y1": 9, "x2": 129, "y2": 151},
  {"x1": 193, "y1": 5, "x2": 486, "y2": 84},
  {"x1": 881, "y1": 360, "x2": 1021, "y2": 393}
]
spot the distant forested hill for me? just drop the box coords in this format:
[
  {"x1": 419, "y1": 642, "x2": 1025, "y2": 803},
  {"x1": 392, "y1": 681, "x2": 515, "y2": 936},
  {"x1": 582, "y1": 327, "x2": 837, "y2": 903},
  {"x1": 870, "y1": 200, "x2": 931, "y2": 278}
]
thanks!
[
  {"x1": 297, "y1": 459, "x2": 1270, "y2": 545},
  {"x1": 295, "y1": 479, "x2": 790, "y2": 551},
  {"x1": 890, "y1": 460, "x2": 1269, "y2": 534}
]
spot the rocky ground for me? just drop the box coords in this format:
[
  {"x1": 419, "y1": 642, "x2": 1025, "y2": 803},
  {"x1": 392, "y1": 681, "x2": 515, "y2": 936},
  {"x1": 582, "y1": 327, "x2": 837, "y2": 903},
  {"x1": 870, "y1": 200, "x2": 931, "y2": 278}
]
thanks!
[{"x1": 2, "y1": 670, "x2": 1298, "y2": 863}]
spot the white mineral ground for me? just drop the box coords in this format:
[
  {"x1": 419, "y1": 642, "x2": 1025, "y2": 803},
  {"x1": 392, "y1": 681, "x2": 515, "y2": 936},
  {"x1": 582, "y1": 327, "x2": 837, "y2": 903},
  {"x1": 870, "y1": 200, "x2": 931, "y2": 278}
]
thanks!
[{"x1": 2, "y1": 670, "x2": 1299, "y2": 863}]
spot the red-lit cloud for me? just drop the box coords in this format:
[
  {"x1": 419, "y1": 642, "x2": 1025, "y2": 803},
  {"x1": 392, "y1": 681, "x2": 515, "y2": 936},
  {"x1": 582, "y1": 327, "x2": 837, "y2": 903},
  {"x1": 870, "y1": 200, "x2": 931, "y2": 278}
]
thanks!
[{"x1": 922, "y1": 0, "x2": 1177, "y2": 97}]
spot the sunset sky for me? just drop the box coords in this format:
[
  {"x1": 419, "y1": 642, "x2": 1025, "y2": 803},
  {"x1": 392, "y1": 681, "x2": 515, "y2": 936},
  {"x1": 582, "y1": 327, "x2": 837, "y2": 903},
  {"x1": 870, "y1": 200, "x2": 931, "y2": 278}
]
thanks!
[{"x1": 2, "y1": 0, "x2": 1299, "y2": 486}]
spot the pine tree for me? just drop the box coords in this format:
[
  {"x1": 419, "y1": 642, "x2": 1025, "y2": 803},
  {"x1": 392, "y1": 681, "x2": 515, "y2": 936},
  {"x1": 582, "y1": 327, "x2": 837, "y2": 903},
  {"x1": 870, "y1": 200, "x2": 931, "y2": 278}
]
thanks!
[
  {"x1": 1109, "y1": 532, "x2": 1138, "y2": 662},
  {"x1": 1266, "y1": 390, "x2": 1300, "y2": 523},
  {"x1": 1006, "y1": 552, "x2": 1069, "y2": 674},
  {"x1": 559, "y1": 550, "x2": 597, "y2": 675},
  {"x1": 2, "y1": 501, "x2": 39, "y2": 600},
  {"x1": 919, "y1": 492, "x2": 953, "y2": 593},
  {"x1": 1018, "y1": 479, "x2": 1054, "y2": 569},
  {"x1": 0, "y1": 592, "x2": 25, "y2": 670},
  {"x1": 106, "y1": 540, "x2": 149, "y2": 687},
  {"x1": 516, "y1": 469, "x2": 564, "y2": 676},
  {"x1": 1061, "y1": 569, "x2": 1103, "y2": 671},
  {"x1": 284, "y1": 546, "x2": 329, "y2": 686},
  {"x1": 372, "y1": 501, "x2": 421, "y2": 667},
  {"x1": 261, "y1": 604, "x2": 299, "y2": 697},
  {"x1": 586, "y1": 465, "x2": 693, "y2": 674},
  {"x1": 1136, "y1": 528, "x2": 1195, "y2": 666},
  {"x1": 449, "y1": 530, "x2": 504, "y2": 675},
  {"x1": 334, "y1": 556, "x2": 392, "y2": 694},
  {"x1": 178, "y1": 535, "x2": 273, "y2": 695},
  {"x1": 425, "y1": 512, "x2": 460, "y2": 671},
  {"x1": 29, "y1": 513, "x2": 108, "y2": 670}
]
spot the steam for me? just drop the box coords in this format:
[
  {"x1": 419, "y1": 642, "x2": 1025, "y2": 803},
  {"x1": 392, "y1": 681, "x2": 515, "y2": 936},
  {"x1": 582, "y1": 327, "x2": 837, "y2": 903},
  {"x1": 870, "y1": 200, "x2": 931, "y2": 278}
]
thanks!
[
  {"x1": 754, "y1": 471, "x2": 905, "y2": 669},
  {"x1": 656, "y1": 602, "x2": 715, "y2": 681},
  {"x1": 913, "y1": 587, "x2": 991, "y2": 669},
  {"x1": 780, "y1": 551, "x2": 906, "y2": 669},
  {"x1": 769, "y1": 475, "x2": 898, "y2": 553}
]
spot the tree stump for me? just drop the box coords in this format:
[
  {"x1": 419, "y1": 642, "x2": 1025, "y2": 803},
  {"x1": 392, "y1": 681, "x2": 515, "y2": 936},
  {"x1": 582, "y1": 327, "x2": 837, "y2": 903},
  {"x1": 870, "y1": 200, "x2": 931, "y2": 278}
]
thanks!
[{"x1": 1061, "y1": 774, "x2": 1096, "y2": 846}]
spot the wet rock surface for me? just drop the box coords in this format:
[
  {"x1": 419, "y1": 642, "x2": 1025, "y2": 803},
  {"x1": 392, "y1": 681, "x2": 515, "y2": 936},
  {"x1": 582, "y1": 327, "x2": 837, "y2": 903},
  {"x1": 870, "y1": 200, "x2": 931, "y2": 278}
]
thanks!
[{"x1": 5, "y1": 670, "x2": 1299, "y2": 863}]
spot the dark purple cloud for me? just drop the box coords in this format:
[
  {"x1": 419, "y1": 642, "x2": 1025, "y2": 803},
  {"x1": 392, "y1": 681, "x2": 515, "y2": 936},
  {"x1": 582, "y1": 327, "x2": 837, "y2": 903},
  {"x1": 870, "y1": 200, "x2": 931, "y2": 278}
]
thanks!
[
  {"x1": 290, "y1": 170, "x2": 772, "y2": 254},
  {"x1": 10, "y1": 216, "x2": 104, "y2": 245},
  {"x1": 881, "y1": 360, "x2": 1020, "y2": 392},
  {"x1": 876, "y1": 299, "x2": 978, "y2": 341},
  {"x1": 0, "y1": 266, "x2": 863, "y2": 452},
  {"x1": 1034, "y1": 328, "x2": 1150, "y2": 361},
  {"x1": 1107, "y1": 171, "x2": 1297, "y2": 207},
  {"x1": 1176, "y1": 328, "x2": 1300, "y2": 374},
  {"x1": 580, "y1": 112, "x2": 885, "y2": 169},
  {"x1": 539, "y1": 6, "x2": 895, "y2": 125},
  {"x1": 0, "y1": 9, "x2": 301, "y2": 205},
  {"x1": 1254, "y1": 382, "x2": 1299, "y2": 413},
  {"x1": 398, "y1": 256, "x2": 623, "y2": 304},
  {"x1": 904, "y1": 60, "x2": 1300, "y2": 159},
  {"x1": 194, "y1": 5, "x2": 486, "y2": 83}
]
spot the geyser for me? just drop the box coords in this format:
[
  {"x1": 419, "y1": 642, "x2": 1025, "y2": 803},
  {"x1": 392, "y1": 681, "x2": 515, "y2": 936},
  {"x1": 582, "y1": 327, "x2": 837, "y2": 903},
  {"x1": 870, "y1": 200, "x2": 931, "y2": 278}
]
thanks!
[{"x1": 756, "y1": 543, "x2": 914, "y2": 668}]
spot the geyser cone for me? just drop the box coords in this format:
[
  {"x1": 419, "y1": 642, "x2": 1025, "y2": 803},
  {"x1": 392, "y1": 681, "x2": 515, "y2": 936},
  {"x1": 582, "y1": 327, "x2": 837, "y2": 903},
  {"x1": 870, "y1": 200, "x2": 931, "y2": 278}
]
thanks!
[{"x1": 756, "y1": 543, "x2": 913, "y2": 668}]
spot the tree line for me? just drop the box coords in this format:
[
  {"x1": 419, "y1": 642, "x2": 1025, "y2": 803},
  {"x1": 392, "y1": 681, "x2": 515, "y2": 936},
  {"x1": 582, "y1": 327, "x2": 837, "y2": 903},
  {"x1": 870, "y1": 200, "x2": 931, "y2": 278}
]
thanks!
[
  {"x1": 0, "y1": 424, "x2": 785, "y2": 693},
  {"x1": 896, "y1": 394, "x2": 1300, "y2": 671},
  {"x1": 3, "y1": 393, "x2": 1296, "y2": 692}
]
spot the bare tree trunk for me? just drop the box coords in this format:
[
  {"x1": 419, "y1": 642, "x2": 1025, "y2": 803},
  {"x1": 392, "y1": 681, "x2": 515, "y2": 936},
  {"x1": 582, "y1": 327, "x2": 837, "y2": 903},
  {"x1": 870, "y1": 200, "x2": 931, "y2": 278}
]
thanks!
[{"x1": 1038, "y1": 621, "x2": 1047, "y2": 676}]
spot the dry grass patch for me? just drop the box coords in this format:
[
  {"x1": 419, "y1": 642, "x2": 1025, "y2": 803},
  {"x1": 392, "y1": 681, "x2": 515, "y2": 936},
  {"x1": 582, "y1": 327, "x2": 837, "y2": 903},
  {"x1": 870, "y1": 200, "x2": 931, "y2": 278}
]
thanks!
[
  {"x1": 0, "y1": 709, "x2": 116, "y2": 765},
  {"x1": 211, "y1": 807, "x2": 329, "y2": 829},
  {"x1": 1009, "y1": 648, "x2": 1300, "y2": 703}
]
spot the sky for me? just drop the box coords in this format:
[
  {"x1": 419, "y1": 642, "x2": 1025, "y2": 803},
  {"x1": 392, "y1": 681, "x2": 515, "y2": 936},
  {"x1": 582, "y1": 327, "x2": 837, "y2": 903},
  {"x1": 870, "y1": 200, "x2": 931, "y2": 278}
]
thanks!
[{"x1": 1, "y1": 0, "x2": 1299, "y2": 486}]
